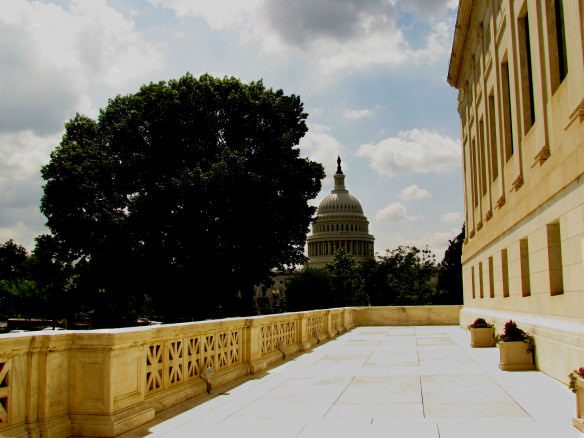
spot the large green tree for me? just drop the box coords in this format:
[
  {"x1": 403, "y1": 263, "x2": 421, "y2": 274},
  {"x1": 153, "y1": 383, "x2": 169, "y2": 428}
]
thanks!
[
  {"x1": 284, "y1": 268, "x2": 334, "y2": 312},
  {"x1": 29, "y1": 235, "x2": 76, "y2": 321},
  {"x1": 358, "y1": 256, "x2": 390, "y2": 306},
  {"x1": 436, "y1": 224, "x2": 464, "y2": 304},
  {"x1": 375, "y1": 245, "x2": 438, "y2": 305},
  {"x1": 327, "y1": 247, "x2": 364, "y2": 307},
  {"x1": 0, "y1": 239, "x2": 36, "y2": 319},
  {"x1": 41, "y1": 74, "x2": 324, "y2": 325},
  {"x1": 0, "y1": 238, "x2": 70, "y2": 321}
]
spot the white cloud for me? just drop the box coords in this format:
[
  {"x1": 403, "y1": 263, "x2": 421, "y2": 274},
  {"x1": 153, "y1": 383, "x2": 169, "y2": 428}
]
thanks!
[
  {"x1": 308, "y1": 107, "x2": 324, "y2": 118},
  {"x1": 357, "y1": 128, "x2": 461, "y2": 176},
  {"x1": 0, "y1": 210, "x2": 44, "y2": 252},
  {"x1": 0, "y1": 0, "x2": 166, "y2": 249},
  {"x1": 147, "y1": 0, "x2": 261, "y2": 29},
  {"x1": 0, "y1": 224, "x2": 30, "y2": 249},
  {"x1": 11, "y1": 0, "x2": 162, "y2": 87},
  {"x1": 403, "y1": 0, "x2": 459, "y2": 18},
  {"x1": 381, "y1": 230, "x2": 455, "y2": 260},
  {"x1": 0, "y1": 130, "x2": 59, "y2": 249},
  {"x1": 1, "y1": 0, "x2": 163, "y2": 135},
  {"x1": 0, "y1": 130, "x2": 59, "y2": 185},
  {"x1": 344, "y1": 109, "x2": 375, "y2": 120},
  {"x1": 298, "y1": 124, "x2": 345, "y2": 178},
  {"x1": 421, "y1": 231, "x2": 456, "y2": 259},
  {"x1": 440, "y1": 211, "x2": 463, "y2": 223},
  {"x1": 308, "y1": 20, "x2": 452, "y2": 77},
  {"x1": 147, "y1": 0, "x2": 454, "y2": 76},
  {"x1": 375, "y1": 202, "x2": 420, "y2": 222},
  {"x1": 399, "y1": 184, "x2": 431, "y2": 200}
]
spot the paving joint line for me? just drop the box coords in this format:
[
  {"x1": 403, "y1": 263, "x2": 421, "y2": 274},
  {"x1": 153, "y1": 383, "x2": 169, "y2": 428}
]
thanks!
[
  {"x1": 321, "y1": 375, "x2": 356, "y2": 419},
  {"x1": 216, "y1": 330, "x2": 357, "y2": 424},
  {"x1": 443, "y1": 326, "x2": 535, "y2": 421}
]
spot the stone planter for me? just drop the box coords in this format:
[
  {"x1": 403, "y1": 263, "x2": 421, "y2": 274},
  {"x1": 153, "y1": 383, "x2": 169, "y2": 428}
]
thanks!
[
  {"x1": 470, "y1": 327, "x2": 495, "y2": 347},
  {"x1": 498, "y1": 341, "x2": 535, "y2": 371},
  {"x1": 574, "y1": 376, "x2": 584, "y2": 432}
]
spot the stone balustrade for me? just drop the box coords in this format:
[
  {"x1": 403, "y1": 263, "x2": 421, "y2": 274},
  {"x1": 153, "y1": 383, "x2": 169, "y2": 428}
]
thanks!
[{"x1": 0, "y1": 305, "x2": 460, "y2": 438}]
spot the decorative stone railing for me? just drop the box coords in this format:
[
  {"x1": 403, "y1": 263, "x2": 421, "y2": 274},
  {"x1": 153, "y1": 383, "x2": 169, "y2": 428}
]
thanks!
[{"x1": 0, "y1": 305, "x2": 460, "y2": 438}]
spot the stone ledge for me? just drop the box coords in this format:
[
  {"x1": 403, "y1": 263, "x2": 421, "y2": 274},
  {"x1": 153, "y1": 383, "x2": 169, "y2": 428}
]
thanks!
[
  {"x1": 574, "y1": 417, "x2": 584, "y2": 433},
  {"x1": 70, "y1": 405, "x2": 155, "y2": 438},
  {"x1": 249, "y1": 350, "x2": 282, "y2": 374},
  {"x1": 144, "y1": 379, "x2": 207, "y2": 413}
]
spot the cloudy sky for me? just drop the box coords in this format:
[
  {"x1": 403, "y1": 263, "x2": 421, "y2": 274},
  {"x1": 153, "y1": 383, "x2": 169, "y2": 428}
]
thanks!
[{"x1": 1, "y1": 0, "x2": 463, "y2": 259}]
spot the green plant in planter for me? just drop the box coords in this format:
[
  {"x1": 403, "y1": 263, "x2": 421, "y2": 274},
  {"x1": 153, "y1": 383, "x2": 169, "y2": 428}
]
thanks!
[
  {"x1": 468, "y1": 318, "x2": 494, "y2": 329},
  {"x1": 569, "y1": 368, "x2": 584, "y2": 393},
  {"x1": 495, "y1": 320, "x2": 535, "y2": 353}
]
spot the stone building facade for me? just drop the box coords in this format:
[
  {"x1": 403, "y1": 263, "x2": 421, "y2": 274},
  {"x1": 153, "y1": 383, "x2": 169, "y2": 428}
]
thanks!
[
  {"x1": 448, "y1": 0, "x2": 584, "y2": 383},
  {"x1": 307, "y1": 158, "x2": 375, "y2": 268}
]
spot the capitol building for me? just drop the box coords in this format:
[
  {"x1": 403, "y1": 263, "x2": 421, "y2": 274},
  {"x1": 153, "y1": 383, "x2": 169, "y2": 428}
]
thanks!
[{"x1": 307, "y1": 158, "x2": 375, "y2": 268}]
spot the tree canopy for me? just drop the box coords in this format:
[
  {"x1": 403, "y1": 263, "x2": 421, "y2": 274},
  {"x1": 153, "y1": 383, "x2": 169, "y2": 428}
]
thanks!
[
  {"x1": 284, "y1": 268, "x2": 334, "y2": 312},
  {"x1": 40, "y1": 73, "x2": 324, "y2": 325},
  {"x1": 0, "y1": 237, "x2": 71, "y2": 321},
  {"x1": 436, "y1": 224, "x2": 465, "y2": 304}
]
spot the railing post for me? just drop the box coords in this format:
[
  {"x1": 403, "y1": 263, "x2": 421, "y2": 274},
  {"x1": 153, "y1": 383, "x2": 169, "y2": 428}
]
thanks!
[
  {"x1": 69, "y1": 330, "x2": 156, "y2": 437},
  {"x1": 246, "y1": 318, "x2": 265, "y2": 373},
  {"x1": 344, "y1": 307, "x2": 355, "y2": 330},
  {"x1": 35, "y1": 334, "x2": 72, "y2": 437},
  {"x1": 299, "y1": 312, "x2": 312, "y2": 350},
  {"x1": 324, "y1": 310, "x2": 333, "y2": 338}
]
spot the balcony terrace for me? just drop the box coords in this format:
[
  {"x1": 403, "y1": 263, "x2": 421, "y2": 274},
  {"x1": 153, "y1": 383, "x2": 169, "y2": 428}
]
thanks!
[{"x1": 0, "y1": 306, "x2": 581, "y2": 437}]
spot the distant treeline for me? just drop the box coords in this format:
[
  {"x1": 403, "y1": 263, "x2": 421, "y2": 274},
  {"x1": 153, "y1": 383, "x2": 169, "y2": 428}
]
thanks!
[
  {"x1": 280, "y1": 227, "x2": 464, "y2": 313},
  {"x1": 0, "y1": 226, "x2": 463, "y2": 325}
]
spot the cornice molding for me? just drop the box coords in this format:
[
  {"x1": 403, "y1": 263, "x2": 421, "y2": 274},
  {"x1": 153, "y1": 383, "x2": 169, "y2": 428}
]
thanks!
[{"x1": 447, "y1": 0, "x2": 473, "y2": 88}]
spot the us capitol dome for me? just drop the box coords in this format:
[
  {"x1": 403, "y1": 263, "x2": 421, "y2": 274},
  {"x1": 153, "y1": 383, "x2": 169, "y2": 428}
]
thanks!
[{"x1": 307, "y1": 157, "x2": 375, "y2": 268}]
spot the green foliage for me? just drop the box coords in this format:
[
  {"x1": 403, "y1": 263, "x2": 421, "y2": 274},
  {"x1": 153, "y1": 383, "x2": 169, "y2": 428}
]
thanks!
[
  {"x1": 0, "y1": 238, "x2": 71, "y2": 321},
  {"x1": 326, "y1": 247, "x2": 363, "y2": 306},
  {"x1": 356, "y1": 256, "x2": 390, "y2": 305},
  {"x1": 40, "y1": 73, "x2": 323, "y2": 325},
  {"x1": 0, "y1": 240, "x2": 35, "y2": 319},
  {"x1": 0, "y1": 239, "x2": 29, "y2": 281},
  {"x1": 285, "y1": 248, "x2": 367, "y2": 311},
  {"x1": 284, "y1": 268, "x2": 334, "y2": 312},
  {"x1": 374, "y1": 245, "x2": 438, "y2": 305},
  {"x1": 29, "y1": 235, "x2": 75, "y2": 318},
  {"x1": 436, "y1": 224, "x2": 464, "y2": 304},
  {"x1": 0, "y1": 278, "x2": 39, "y2": 319}
]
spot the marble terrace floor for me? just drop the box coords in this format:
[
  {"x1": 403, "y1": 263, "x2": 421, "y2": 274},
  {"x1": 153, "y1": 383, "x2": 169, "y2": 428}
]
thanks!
[{"x1": 121, "y1": 326, "x2": 583, "y2": 438}]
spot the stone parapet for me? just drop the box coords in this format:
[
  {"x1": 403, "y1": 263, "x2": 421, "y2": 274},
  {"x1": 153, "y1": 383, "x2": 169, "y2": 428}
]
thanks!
[
  {"x1": 0, "y1": 305, "x2": 459, "y2": 437},
  {"x1": 355, "y1": 305, "x2": 462, "y2": 326}
]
